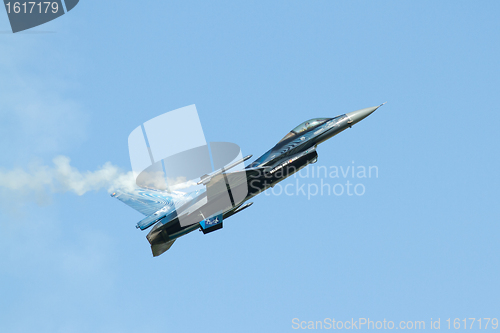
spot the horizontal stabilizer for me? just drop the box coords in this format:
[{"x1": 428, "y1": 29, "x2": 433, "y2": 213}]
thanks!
[
  {"x1": 151, "y1": 239, "x2": 176, "y2": 257},
  {"x1": 136, "y1": 207, "x2": 176, "y2": 230}
]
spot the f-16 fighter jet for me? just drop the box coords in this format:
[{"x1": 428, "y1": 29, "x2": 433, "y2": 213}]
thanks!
[{"x1": 112, "y1": 104, "x2": 384, "y2": 256}]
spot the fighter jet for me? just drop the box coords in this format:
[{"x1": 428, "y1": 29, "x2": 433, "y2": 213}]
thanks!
[{"x1": 112, "y1": 104, "x2": 383, "y2": 256}]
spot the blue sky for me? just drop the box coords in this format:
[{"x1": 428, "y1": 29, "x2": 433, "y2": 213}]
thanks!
[{"x1": 1, "y1": 1, "x2": 499, "y2": 332}]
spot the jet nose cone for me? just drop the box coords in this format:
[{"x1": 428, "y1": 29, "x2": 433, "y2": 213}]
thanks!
[{"x1": 345, "y1": 103, "x2": 384, "y2": 126}]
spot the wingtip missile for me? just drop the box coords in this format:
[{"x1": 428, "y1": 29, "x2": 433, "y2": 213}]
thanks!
[{"x1": 198, "y1": 154, "x2": 253, "y2": 185}]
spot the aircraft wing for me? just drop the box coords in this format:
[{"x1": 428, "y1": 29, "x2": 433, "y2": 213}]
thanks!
[
  {"x1": 111, "y1": 188, "x2": 185, "y2": 216},
  {"x1": 204, "y1": 167, "x2": 266, "y2": 201}
]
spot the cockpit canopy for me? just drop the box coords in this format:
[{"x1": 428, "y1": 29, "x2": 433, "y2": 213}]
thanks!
[{"x1": 278, "y1": 118, "x2": 330, "y2": 143}]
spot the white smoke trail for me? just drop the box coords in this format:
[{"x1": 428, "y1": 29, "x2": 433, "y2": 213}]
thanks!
[{"x1": 0, "y1": 156, "x2": 136, "y2": 197}]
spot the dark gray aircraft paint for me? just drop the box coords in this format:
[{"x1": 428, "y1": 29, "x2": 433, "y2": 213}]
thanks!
[{"x1": 113, "y1": 104, "x2": 384, "y2": 256}]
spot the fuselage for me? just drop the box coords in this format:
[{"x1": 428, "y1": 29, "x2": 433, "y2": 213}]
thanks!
[{"x1": 146, "y1": 105, "x2": 382, "y2": 252}]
